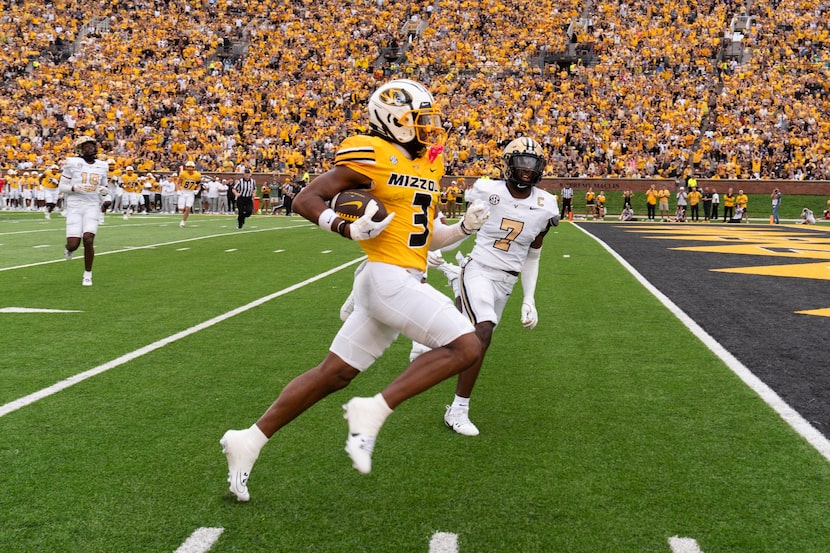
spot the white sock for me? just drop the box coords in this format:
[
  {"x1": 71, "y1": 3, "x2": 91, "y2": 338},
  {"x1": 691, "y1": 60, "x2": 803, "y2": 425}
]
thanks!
[
  {"x1": 83, "y1": 271, "x2": 92, "y2": 279},
  {"x1": 248, "y1": 424, "x2": 269, "y2": 451},
  {"x1": 452, "y1": 395, "x2": 470, "y2": 409},
  {"x1": 374, "y1": 393, "x2": 394, "y2": 416}
]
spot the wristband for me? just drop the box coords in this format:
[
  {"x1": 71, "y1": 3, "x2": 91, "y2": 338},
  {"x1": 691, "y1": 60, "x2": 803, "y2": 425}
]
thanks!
[
  {"x1": 460, "y1": 220, "x2": 472, "y2": 235},
  {"x1": 317, "y1": 208, "x2": 338, "y2": 232}
]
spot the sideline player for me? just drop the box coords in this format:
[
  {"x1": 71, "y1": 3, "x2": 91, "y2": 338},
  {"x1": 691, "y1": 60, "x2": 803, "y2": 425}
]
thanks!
[
  {"x1": 220, "y1": 79, "x2": 490, "y2": 501},
  {"x1": 41, "y1": 164, "x2": 61, "y2": 219},
  {"x1": 59, "y1": 136, "x2": 109, "y2": 286}
]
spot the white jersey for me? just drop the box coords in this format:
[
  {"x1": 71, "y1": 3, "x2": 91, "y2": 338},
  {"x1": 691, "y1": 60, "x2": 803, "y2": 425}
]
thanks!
[
  {"x1": 60, "y1": 156, "x2": 108, "y2": 208},
  {"x1": 466, "y1": 179, "x2": 559, "y2": 273},
  {"x1": 161, "y1": 178, "x2": 177, "y2": 195}
]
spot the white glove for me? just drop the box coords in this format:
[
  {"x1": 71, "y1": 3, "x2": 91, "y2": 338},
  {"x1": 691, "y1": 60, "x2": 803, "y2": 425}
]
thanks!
[
  {"x1": 98, "y1": 186, "x2": 110, "y2": 196},
  {"x1": 437, "y1": 260, "x2": 460, "y2": 282},
  {"x1": 460, "y1": 199, "x2": 489, "y2": 234},
  {"x1": 348, "y1": 200, "x2": 395, "y2": 241},
  {"x1": 428, "y1": 250, "x2": 461, "y2": 282},
  {"x1": 426, "y1": 250, "x2": 447, "y2": 269},
  {"x1": 520, "y1": 302, "x2": 538, "y2": 329}
]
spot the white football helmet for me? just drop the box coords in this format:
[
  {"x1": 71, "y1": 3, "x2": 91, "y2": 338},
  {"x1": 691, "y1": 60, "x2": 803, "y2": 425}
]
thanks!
[
  {"x1": 502, "y1": 136, "x2": 546, "y2": 189},
  {"x1": 367, "y1": 79, "x2": 444, "y2": 148}
]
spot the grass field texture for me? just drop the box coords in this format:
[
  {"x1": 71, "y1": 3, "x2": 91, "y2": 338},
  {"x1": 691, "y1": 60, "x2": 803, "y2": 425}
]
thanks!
[{"x1": 1, "y1": 212, "x2": 828, "y2": 552}]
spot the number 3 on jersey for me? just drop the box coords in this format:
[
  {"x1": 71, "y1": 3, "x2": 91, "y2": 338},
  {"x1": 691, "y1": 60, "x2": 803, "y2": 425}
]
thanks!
[{"x1": 408, "y1": 192, "x2": 432, "y2": 248}]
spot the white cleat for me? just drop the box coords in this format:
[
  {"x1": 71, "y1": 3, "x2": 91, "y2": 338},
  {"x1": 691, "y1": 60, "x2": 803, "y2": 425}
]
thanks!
[
  {"x1": 444, "y1": 405, "x2": 480, "y2": 436},
  {"x1": 220, "y1": 430, "x2": 259, "y2": 502},
  {"x1": 44, "y1": 211, "x2": 51, "y2": 220},
  {"x1": 82, "y1": 277, "x2": 93, "y2": 287},
  {"x1": 343, "y1": 396, "x2": 391, "y2": 474},
  {"x1": 64, "y1": 248, "x2": 73, "y2": 261},
  {"x1": 179, "y1": 220, "x2": 186, "y2": 228},
  {"x1": 344, "y1": 432, "x2": 376, "y2": 475},
  {"x1": 99, "y1": 213, "x2": 105, "y2": 224}
]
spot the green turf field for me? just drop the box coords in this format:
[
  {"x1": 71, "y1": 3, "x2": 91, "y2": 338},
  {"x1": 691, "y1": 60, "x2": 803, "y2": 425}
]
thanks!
[{"x1": 1, "y1": 212, "x2": 828, "y2": 552}]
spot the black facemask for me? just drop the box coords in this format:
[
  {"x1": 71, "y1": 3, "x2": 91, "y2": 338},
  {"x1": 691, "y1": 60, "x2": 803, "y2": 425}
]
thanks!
[{"x1": 79, "y1": 143, "x2": 98, "y2": 164}]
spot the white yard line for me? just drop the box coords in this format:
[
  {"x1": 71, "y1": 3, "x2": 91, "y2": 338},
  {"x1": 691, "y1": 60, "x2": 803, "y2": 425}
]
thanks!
[
  {"x1": 0, "y1": 223, "x2": 311, "y2": 272},
  {"x1": 0, "y1": 256, "x2": 365, "y2": 418},
  {"x1": 428, "y1": 532, "x2": 459, "y2": 553},
  {"x1": 575, "y1": 224, "x2": 830, "y2": 463},
  {"x1": 173, "y1": 528, "x2": 224, "y2": 553},
  {"x1": 668, "y1": 536, "x2": 704, "y2": 553},
  {"x1": 0, "y1": 307, "x2": 81, "y2": 313}
]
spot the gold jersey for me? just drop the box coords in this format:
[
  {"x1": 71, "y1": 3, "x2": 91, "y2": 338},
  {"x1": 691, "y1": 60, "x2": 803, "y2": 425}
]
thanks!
[
  {"x1": 179, "y1": 169, "x2": 202, "y2": 191},
  {"x1": 41, "y1": 170, "x2": 60, "y2": 189},
  {"x1": 121, "y1": 172, "x2": 139, "y2": 192},
  {"x1": 335, "y1": 135, "x2": 445, "y2": 271}
]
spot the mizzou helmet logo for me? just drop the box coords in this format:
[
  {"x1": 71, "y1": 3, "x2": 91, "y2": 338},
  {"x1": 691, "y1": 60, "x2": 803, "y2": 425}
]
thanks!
[{"x1": 378, "y1": 87, "x2": 412, "y2": 107}]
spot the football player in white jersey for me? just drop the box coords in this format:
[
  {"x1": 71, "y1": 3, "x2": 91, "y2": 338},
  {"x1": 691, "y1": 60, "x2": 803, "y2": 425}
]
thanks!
[
  {"x1": 439, "y1": 136, "x2": 559, "y2": 436},
  {"x1": 59, "y1": 135, "x2": 109, "y2": 286}
]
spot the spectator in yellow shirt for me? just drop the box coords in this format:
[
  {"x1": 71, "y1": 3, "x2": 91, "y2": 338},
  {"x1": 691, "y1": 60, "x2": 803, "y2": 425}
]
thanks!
[
  {"x1": 445, "y1": 180, "x2": 460, "y2": 218},
  {"x1": 585, "y1": 187, "x2": 596, "y2": 219},
  {"x1": 645, "y1": 185, "x2": 658, "y2": 221},
  {"x1": 736, "y1": 190, "x2": 749, "y2": 223},
  {"x1": 722, "y1": 188, "x2": 736, "y2": 222},
  {"x1": 687, "y1": 187, "x2": 702, "y2": 222},
  {"x1": 658, "y1": 185, "x2": 671, "y2": 221}
]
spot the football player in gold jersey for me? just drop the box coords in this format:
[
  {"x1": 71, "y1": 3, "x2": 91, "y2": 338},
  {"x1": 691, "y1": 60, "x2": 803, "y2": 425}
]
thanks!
[
  {"x1": 177, "y1": 160, "x2": 201, "y2": 227},
  {"x1": 41, "y1": 164, "x2": 61, "y2": 219},
  {"x1": 221, "y1": 79, "x2": 490, "y2": 500},
  {"x1": 120, "y1": 165, "x2": 139, "y2": 220}
]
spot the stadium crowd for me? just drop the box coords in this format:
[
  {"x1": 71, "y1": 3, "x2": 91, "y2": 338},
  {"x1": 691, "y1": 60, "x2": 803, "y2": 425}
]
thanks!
[{"x1": 0, "y1": 0, "x2": 828, "y2": 182}]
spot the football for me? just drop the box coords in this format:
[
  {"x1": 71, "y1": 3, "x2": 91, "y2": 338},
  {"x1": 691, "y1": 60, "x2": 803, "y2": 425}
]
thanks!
[{"x1": 331, "y1": 189, "x2": 388, "y2": 222}]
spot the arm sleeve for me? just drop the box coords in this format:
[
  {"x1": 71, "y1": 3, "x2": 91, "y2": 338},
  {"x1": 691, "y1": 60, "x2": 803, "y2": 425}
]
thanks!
[
  {"x1": 430, "y1": 218, "x2": 471, "y2": 251},
  {"x1": 58, "y1": 171, "x2": 72, "y2": 193},
  {"x1": 521, "y1": 247, "x2": 542, "y2": 304}
]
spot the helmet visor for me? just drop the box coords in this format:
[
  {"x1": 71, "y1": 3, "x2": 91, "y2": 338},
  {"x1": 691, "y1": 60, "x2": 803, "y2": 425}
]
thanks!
[
  {"x1": 78, "y1": 142, "x2": 98, "y2": 157},
  {"x1": 510, "y1": 154, "x2": 545, "y2": 186}
]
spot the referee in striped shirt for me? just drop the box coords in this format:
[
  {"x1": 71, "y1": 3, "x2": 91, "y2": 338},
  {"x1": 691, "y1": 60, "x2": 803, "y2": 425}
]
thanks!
[{"x1": 233, "y1": 169, "x2": 256, "y2": 229}]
